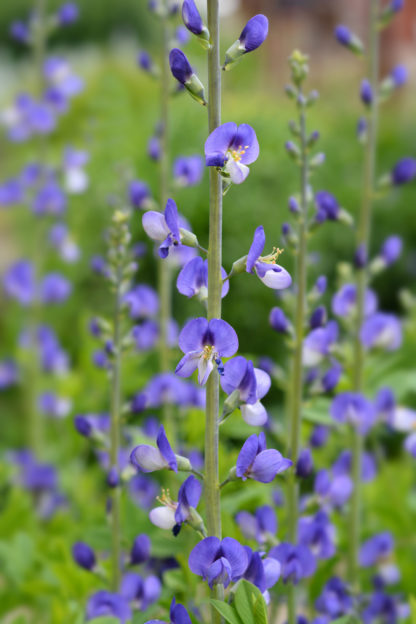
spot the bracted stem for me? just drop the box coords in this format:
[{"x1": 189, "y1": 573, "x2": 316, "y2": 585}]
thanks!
[
  {"x1": 158, "y1": 7, "x2": 174, "y2": 439},
  {"x1": 206, "y1": 0, "x2": 224, "y2": 617},
  {"x1": 110, "y1": 263, "x2": 122, "y2": 592},
  {"x1": 287, "y1": 94, "x2": 308, "y2": 624},
  {"x1": 348, "y1": 0, "x2": 380, "y2": 587}
]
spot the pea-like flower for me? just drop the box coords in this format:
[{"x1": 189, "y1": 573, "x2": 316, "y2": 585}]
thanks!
[
  {"x1": 188, "y1": 536, "x2": 248, "y2": 588},
  {"x1": 72, "y1": 541, "x2": 96, "y2": 571},
  {"x1": 169, "y1": 48, "x2": 206, "y2": 105},
  {"x1": 332, "y1": 283, "x2": 378, "y2": 318},
  {"x1": 130, "y1": 425, "x2": 178, "y2": 473},
  {"x1": 334, "y1": 24, "x2": 364, "y2": 55},
  {"x1": 298, "y1": 511, "x2": 336, "y2": 560},
  {"x1": 236, "y1": 432, "x2": 292, "y2": 483},
  {"x1": 391, "y1": 157, "x2": 416, "y2": 185},
  {"x1": 177, "y1": 257, "x2": 229, "y2": 300},
  {"x1": 315, "y1": 577, "x2": 353, "y2": 620},
  {"x1": 204, "y1": 122, "x2": 259, "y2": 185},
  {"x1": 175, "y1": 317, "x2": 238, "y2": 385},
  {"x1": 243, "y1": 547, "x2": 281, "y2": 596},
  {"x1": 246, "y1": 225, "x2": 292, "y2": 289},
  {"x1": 145, "y1": 597, "x2": 192, "y2": 624},
  {"x1": 302, "y1": 321, "x2": 338, "y2": 367},
  {"x1": 268, "y1": 543, "x2": 316, "y2": 584},
  {"x1": 86, "y1": 590, "x2": 132, "y2": 623},
  {"x1": 330, "y1": 392, "x2": 375, "y2": 434},
  {"x1": 223, "y1": 15, "x2": 269, "y2": 71},
  {"x1": 173, "y1": 155, "x2": 203, "y2": 187},
  {"x1": 130, "y1": 534, "x2": 151, "y2": 565},
  {"x1": 220, "y1": 355, "x2": 271, "y2": 426},
  {"x1": 182, "y1": 0, "x2": 210, "y2": 45},
  {"x1": 360, "y1": 312, "x2": 402, "y2": 351},
  {"x1": 235, "y1": 505, "x2": 277, "y2": 544},
  {"x1": 129, "y1": 179, "x2": 152, "y2": 210},
  {"x1": 142, "y1": 198, "x2": 183, "y2": 259}
]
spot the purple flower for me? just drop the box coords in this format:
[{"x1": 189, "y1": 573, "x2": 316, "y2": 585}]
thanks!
[
  {"x1": 296, "y1": 448, "x2": 313, "y2": 478},
  {"x1": 331, "y1": 392, "x2": 375, "y2": 434},
  {"x1": 124, "y1": 284, "x2": 158, "y2": 318},
  {"x1": 314, "y1": 469, "x2": 353, "y2": 508},
  {"x1": 175, "y1": 317, "x2": 238, "y2": 385},
  {"x1": 120, "y1": 572, "x2": 161, "y2": 610},
  {"x1": 302, "y1": 321, "x2": 338, "y2": 367},
  {"x1": 129, "y1": 474, "x2": 158, "y2": 509},
  {"x1": 334, "y1": 25, "x2": 363, "y2": 54},
  {"x1": 57, "y1": 2, "x2": 79, "y2": 25},
  {"x1": 0, "y1": 359, "x2": 19, "y2": 389},
  {"x1": 145, "y1": 597, "x2": 192, "y2": 624},
  {"x1": 74, "y1": 413, "x2": 110, "y2": 437},
  {"x1": 332, "y1": 283, "x2": 377, "y2": 318},
  {"x1": 72, "y1": 542, "x2": 96, "y2": 571},
  {"x1": 310, "y1": 306, "x2": 327, "y2": 330},
  {"x1": 309, "y1": 424, "x2": 329, "y2": 448},
  {"x1": 182, "y1": 0, "x2": 209, "y2": 41},
  {"x1": 32, "y1": 181, "x2": 67, "y2": 215},
  {"x1": 314, "y1": 275, "x2": 327, "y2": 296},
  {"x1": 236, "y1": 432, "x2": 292, "y2": 483},
  {"x1": 138, "y1": 50, "x2": 154, "y2": 73},
  {"x1": 220, "y1": 356, "x2": 271, "y2": 426},
  {"x1": 0, "y1": 178, "x2": 24, "y2": 206},
  {"x1": 177, "y1": 257, "x2": 229, "y2": 300},
  {"x1": 391, "y1": 65, "x2": 408, "y2": 88},
  {"x1": 10, "y1": 21, "x2": 29, "y2": 44},
  {"x1": 142, "y1": 199, "x2": 185, "y2": 259},
  {"x1": 269, "y1": 543, "x2": 316, "y2": 584},
  {"x1": 40, "y1": 273, "x2": 72, "y2": 303},
  {"x1": 391, "y1": 0, "x2": 404, "y2": 11},
  {"x1": 321, "y1": 361, "x2": 343, "y2": 393},
  {"x1": 175, "y1": 475, "x2": 202, "y2": 525},
  {"x1": 357, "y1": 116, "x2": 368, "y2": 142},
  {"x1": 38, "y1": 391, "x2": 71, "y2": 419},
  {"x1": 243, "y1": 547, "x2": 281, "y2": 594},
  {"x1": 360, "y1": 313, "x2": 402, "y2": 351},
  {"x1": 130, "y1": 534, "x2": 151, "y2": 565},
  {"x1": 298, "y1": 511, "x2": 335, "y2": 560},
  {"x1": 235, "y1": 505, "x2": 277, "y2": 544},
  {"x1": 223, "y1": 15, "x2": 269, "y2": 70},
  {"x1": 315, "y1": 577, "x2": 352, "y2": 619},
  {"x1": 132, "y1": 320, "x2": 159, "y2": 351},
  {"x1": 380, "y1": 235, "x2": 402, "y2": 265},
  {"x1": 148, "y1": 136, "x2": 161, "y2": 160},
  {"x1": 246, "y1": 226, "x2": 292, "y2": 289},
  {"x1": 360, "y1": 79, "x2": 373, "y2": 106},
  {"x1": 130, "y1": 425, "x2": 177, "y2": 473},
  {"x1": 173, "y1": 155, "x2": 203, "y2": 187},
  {"x1": 188, "y1": 536, "x2": 248, "y2": 588},
  {"x1": 269, "y1": 307, "x2": 291, "y2": 333},
  {"x1": 391, "y1": 157, "x2": 416, "y2": 185},
  {"x1": 332, "y1": 449, "x2": 377, "y2": 483},
  {"x1": 44, "y1": 57, "x2": 83, "y2": 98},
  {"x1": 359, "y1": 533, "x2": 394, "y2": 567},
  {"x1": 169, "y1": 49, "x2": 206, "y2": 105},
  {"x1": 205, "y1": 122, "x2": 259, "y2": 184},
  {"x1": 315, "y1": 191, "x2": 340, "y2": 221},
  {"x1": 86, "y1": 591, "x2": 132, "y2": 623},
  {"x1": 3, "y1": 260, "x2": 35, "y2": 305}
]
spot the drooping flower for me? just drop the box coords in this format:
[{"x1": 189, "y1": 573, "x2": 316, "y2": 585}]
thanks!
[
  {"x1": 223, "y1": 15, "x2": 269, "y2": 70},
  {"x1": 220, "y1": 356, "x2": 271, "y2": 426},
  {"x1": 246, "y1": 226, "x2": 292, "y2": 289},
  {"x1": 236, "y1": 432, "x2": 292, "y2": 483},
  {"x1": 269, "y1": 543, "x2": 316, "y2": 584},
  {"x1": 130, "y1": 425, "x2": 178, "y2": 473},
  {"x1": 142, "y1": 198, "x2": 185, "y2": 259},
  {"x1": 173, "y1": 155, "x2": 203, "y2": 187},
  {"x1": 86, "y1": 590, "x2": 132, "y2": 623},
  {"x1": 360, "y1": 313, "x2": 402, "y2": 351},
  {"x1": 175, "y1": 317, "x2": 238, "y2": 385},
  {"x1": 72, "y1": 542, "x2": 96, "y2": 571},
  {"x1": 188, "y1": 536, "x2": 248, "y2": 588},
  {"x1": 176, "y1": 257, "x2": 229, "y2": 300},
  {"x1": 331, "y1": 392, "x2": 375, "y2": 434},
  {"x1": 204, "y1": 122, "x2": 259, "y2": 184}
]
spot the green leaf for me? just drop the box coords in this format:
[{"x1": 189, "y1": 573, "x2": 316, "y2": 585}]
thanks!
[
  {"x1": 210, "y1": 600, "x2": 243, "y2": 624},
  {"x1": 90, "y1": 618, "x2": 120, "y2": 624},
  {"x1": 234, "y1": 580, "x2": 268, "y2": 624},
  {"x1": 409, "y1": 595, "x2": 416, "y2": 623},
  {"x1": 331, "y1": 616, "x2": 361, "y2": 624}
]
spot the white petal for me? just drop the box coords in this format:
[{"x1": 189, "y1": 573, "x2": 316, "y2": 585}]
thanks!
[
  {"x1": 142, "y1": 211, "x2": 170, "y2": 241},
  {"x1": 198, "y1": 355, "x2": 214, "y2": 385},
  {"x1": 302, "y1": 345, "x2": 323, "y2": 367},
  {"x1": 134, "y1": 445, "x2": 167, "y2": 471},
  {"x1": 65, "y1": 168, "x2": 89, "y2": 194},
  {"x1": 240, "y1": 401, "x2": 268, "y2": 426},
  {"x1": 391, "y1": 407, "x2": 416, "y2": 432},
  {"x1": 257, "y1": 266, "x2": 292, "y2": 289},
  {"x1": 149, "y1": 506, "x2": 177, "y2": 529},
  {"x1": 224, "y1": 159, "x2": 249, "y2": 185},
  {"x1": 254, "y1": 368, "x2": 271, "y2": 400}
]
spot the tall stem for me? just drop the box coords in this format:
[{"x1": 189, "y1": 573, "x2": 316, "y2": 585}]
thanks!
[
  {"x1": 110, "y1": 265, "x2": 122, "y2": 591},
  {"x1": 206, "y1": 0, "x2": 223, "y2": 617},
  {"x1": 287, "y1": 95, "x2": 308, "y2": 624},
  {"x1": 348, "y1": 0, "x2": 380, "y2": 586},
  {"x1": 158, "y1": 8, "x2": 174, "y2": 438}
]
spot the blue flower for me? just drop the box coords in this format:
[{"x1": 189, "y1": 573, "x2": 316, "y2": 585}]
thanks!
[
  {"x1": 124, "y1": 284, "x2": 158, "y2": 319},
  {"x1": 331, "y1": 392, "x2": 375, "y2": 434},
  {"x1": 235, "y1": 505, "x2": 277, "y2": 544},
  {"x1": 332, "y1": 283, "x2": 377, "y2": 318},
  {"x1": 129, "y1": 180, "x2": 152, "y2": 210},
  {"x1": 269, "y1": 543, "x2": 316, "y2": 584},
  {"x1": 130, "y1": 534, "x2": 151, "y2": 565},
  {"x1": 177, "y1": 257, "x2": 229, "y2": 300},
  {"x1": 173, "y1": 155, "x2": 203, "y2": 187},
  {"x1": 175, "y1": 317, "x2": 238, "y2": 385},
  {"x1": 359, "y1": 532, "x2": 394, "y2": 567},
  {"x1": 57, "y1": 2, "x2": 79, "y2": 25},
  {"x1": 223, "y1": 15, "x2": 269, "y2": 70},
  {"x1": 315, "y1": 577, "x2": 352, "y2": 619},
  {"x1": 3, "y1": 260, "x2": 35, "y2": 305},
  {"x1": 298, "y1": 511, "x2": 336, "y2": 560},
  {"x1": 391, "y1": 64, "x2": 408, "y2": 88},
  {"x1": 296, "y1": 448, "x2": 314, "y2": 478},
  {"x1": 221, "y1": 355, "x2": 271, "y2": 426},
  {"x1": 142, "y1": 198, "x2": 183, "y2": 259},
  {"x1": 302, "y1": 321, "x2": 338, "y2": 367},
  {"x1": 391, "y1": 157, "x2": 416, "y2": 185},
  {"x1": 145, "y1": 597, "x2": 192, "y2": 624},
  {"x1": 360, "y1": 313, "x2": 402, "y2": 351},
  {"x1": 40, "y1": 273, "x2": 72, "y2": 303},
  {"x1": 236, "y1": 432, "x2": 292, "y2": 483},
  {"x1": 360, "y1": 79, "x2": 373, "y2": 106},
  {"x1": 269, "y1": 307, "x2": 291, "y2": 333},
  {"x1": 205, "y1": 122, "x2": 259, "y2": 184},
  {"x1": 120, "y1": 572, "x2": 161, "y2": 610},
  {"x1": 0, "y1": 358, "x2": 19, "y2": 389},
  {"x1": 182, "y1": 0, "x2": 209, "y2": 44},
  {"x1": 243, "y1": 546, "x2": 281, "y2": 594},
  {"x1": 130, "y1": 425, "x2": 178, "y2": 473},
  {"x1": 188, "y1": 536, "x2": 248, "y2": 588},
  {"x1": 334, "y1": 25, "x2": 363, "y2": 54},
  {"x1": 86, "y1": 591, "x2": 130, "y2": 622},
  {"x1": 380, "y1": 235, "x2": 402, "y2": 266},
  {"x1": 72, "y1": 541, "x2": 96, "y2": 571},
  {"x1": 247, "y1": 226, "x2": 292, "y2": 289},
  {"x1": 314, "y1": 468, "x2": 353, "y2": 509},
  {"x1": 169, "y1": 49, "x2": 206, "y2": 105}
]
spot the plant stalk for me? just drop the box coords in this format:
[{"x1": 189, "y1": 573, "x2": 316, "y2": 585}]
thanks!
[
  {"x1": 110, "y1": 265, "x2": 123, "y2": 592},
  {"x1": 287, "y1": 94, "x2": 308, "y2": 624},
  {"x1": 348, "y1": 0, "x2": 380, "y2": 586},
  {"x1": 206, "y1": 0, "x2": 224, "y2": 617}
]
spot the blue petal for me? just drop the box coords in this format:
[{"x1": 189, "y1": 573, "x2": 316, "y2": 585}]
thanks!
[
  {"x1": 204, "y1": 122, "x2": 237, "y2": 166},
  {"x1": 236, "y1": 434, "x2": 259, "y2": 478},
  {"x1": 246, "y1": 226, "x2": 265, "y2": 273},
  {"x1": 188, "y1": 536, "x2": 221, "y2": 576},
  {"x1": 156, "y1": 425, "x2": 178, "y2": 472},
  {"x1": 164, "y1": 198, "x2": 180, "y2": 241},
  {"x1": 208, "y1": 319, "x2": 238, "y2": 357},
  {"x1": 230, "y1": 124, "x2": 259, "y2": 165}
]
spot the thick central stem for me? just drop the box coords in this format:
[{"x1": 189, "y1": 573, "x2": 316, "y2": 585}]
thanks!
[
  {"x1": 348, "y1": 0, "x2": 380, "y2": 586},
  {"x1": 110, "y1": 267, "x2": 122, "y2": 591},
  {"x1": 287, "y1": 98, "x2": 308, "y2": 624},
  {"x1": 206, "y1": 0, "x2": 223, "y2": 617},
  {"x1": 158, "y1": 10, "x2": 174, "y2": 438}
]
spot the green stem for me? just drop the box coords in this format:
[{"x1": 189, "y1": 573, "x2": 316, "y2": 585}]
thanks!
[
  {"x1": 110, "y1": 266, "x2": 122, "y2": 592},
  {"x1": 348, "y1": 0, "x2": 380, "y2": 587},
  {"x1": 206, "y1": 0, "x2": 224, "y2": 617},
  {"x1": 287, "y1": 95, "x2": 308, "y2": 624},
  {"x1": 158, "y1": 7, "x2": 174, "y2": 439}
]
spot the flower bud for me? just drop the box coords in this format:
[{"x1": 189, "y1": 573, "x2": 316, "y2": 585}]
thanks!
[
  {"x1": 288, "y1": 196, "x2": 300, "y2": 214},
  {"x1": 175, "y1": 454, "x2": 193, "y2": 472},
  {"x1": 379, "y1": 65, "x2": 408, "y2": 100},
  {"x1": 391, "y1": 158, "x2": 416, "y2": 186},
  {"x1": 296, "y1": 448, "x2": 313, "y2": 478},
  {"x1": 322, "y1": 363, "x2": 343, "y2": 392},
  {"x1": 231, "y1": 255, "x2": 248, "y2": 276},
  {"x1": 378, "y1": 0, "x2": 404, "y2": 28},
  {"x1": 130, "y1": 534, "x2": 151, "y2": 565},
  {"x1": 360, "y1": 79, "x2": 373, "y2": 106},
  {"x1": 72, "y1": 542, "x2": 96, "y2": 571},
  {"x1": 309, "y1": 152, "x2": 326, "y2": 169},
  {"x1": 107, "y1": 467, "x2": 119, "y2": 488},
  {"x1": 269, "y1": 307, "x2": 290, "y2": 333},
  {"x1": 306, "y1": 89, "x2": 319, "y2": 106},
  {"x1": 179, "y1": 227, "x2": 199, "y2": 248},
  {"x1": 357, "y1": 117, "x2": 368, "y2": 144},
  {"x1": 334, "y1": 24, "x2": 364, "y2": 55},
  {"x1": 222, "y1": 389, "x2": 242, "y2": 420},
  {"x1": 169, "y1": 49, "x2": 207, "y2": 105},
  {"x1": 310, "y1": 305, "x2": 327, "y2": 329},
  {"x1": 223, "y1": 14, "x2": 269, "y2": 71},
  {"x1": 354, "y1": 243, "x2": 367, "y2": 269},
  {"x1": 285, "y1": 84, "x2": 297, "y2": 99},
  {"x1": 307, "y1": 130, "x2": 320, "y2": 148},
  {"x1": 285, "y1": 140, "x2": 300, "y2": 160},
  {"x1": 289, "y1": 49, "x2": 309, "y2": 85},
  {"x1": 288, "y1": 120, "x2": 301, "y2": 137},
  {"x1": 182, "y1": 0, "x2": 210, "y2": 46}
]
